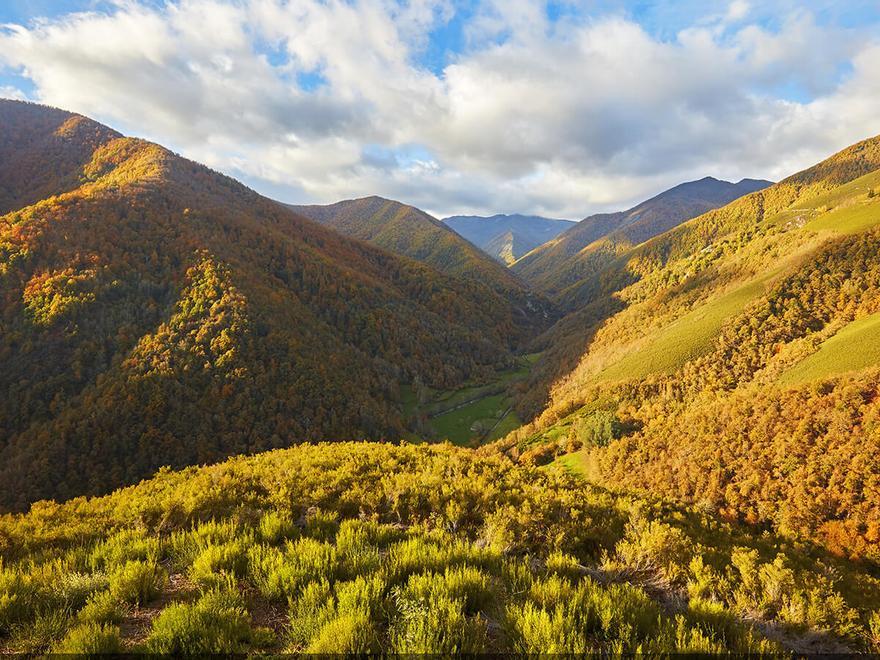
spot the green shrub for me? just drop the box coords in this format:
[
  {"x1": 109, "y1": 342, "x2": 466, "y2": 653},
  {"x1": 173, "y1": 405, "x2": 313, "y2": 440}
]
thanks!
[
  {"x1": 0, "y1": 568, "x2": 32, "y2": 633},
  {"x1": 52, "y1": 622, "x2": 123, "y2": 654},
  {"x1": 385, "y1": 534, "x2": 498, "y2": 583},
  {"x1": 305, "y1": 609, "x2": 378, "y2": 653},
  {"x1": 145, "y1": 589, "x2": 252, "y2": 653},
  {"x1": 55, "y1": 570, "x2": 109, "y2": 610},
  {"x1": 304, "y1": 509, "x2": 339, "y2": 542},
  {"x1": 869, "y1": 610, "x2": 880, "y2": 652},
  {"x1": 507, "y1": 600, "x2": 591, "y2": 653},
  {"x1": 287, "y1": 579, "x2": 334, "y2": 649},
  {"x1": 189, "y1": 539, "x2": 249, "y2": 589},
  {"x1": 248, "y1": 537, "x2": 338, "y2": 602},
  {"x1": 507, "y1": 574, "x2": 663, "y2": 654},
  {"x1": 287, "y1": 575, "x2": 385, "y2": 652},
  {"x1": 77, "y1": 590, "x2": 125, "y2": 624},
  {"x1": 545, "y1": 551, "x2": 583, "y2": 580},
  {"x1": 402, "y1": 566, "x2": 494, "y2": 615},
  {"x1": 10, "y1": 609, "x2": 71, "y2": 652},
  {"x1": 257, "y1": 510, "x2": 298, "y2": 545},
  {"x1": 108, "y1": 560, "x2": 166, "y2": 605},
  {"x1": 89, "y1": 530, "x2": 160, "y2": 569},
  {"x1": 390, "y1": 592, "x2": 488, "y2": 653},
  {"x1": 571, "y1": 411, "x2": 623, "y2": 448},
  {"x1": 611, "y1": 517, "x2": 693, "y2": 584},
  {"x1": 336, "y1": 520, "x2": 396, "y2": 578}
]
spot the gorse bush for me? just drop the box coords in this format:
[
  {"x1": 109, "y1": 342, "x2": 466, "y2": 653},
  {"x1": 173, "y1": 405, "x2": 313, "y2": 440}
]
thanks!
[
  {"x1": 0, "y1": 442, "x2": 876, "y2": 653},
  {"x1": 145, "y1": 589, "x2": 253, "y2": 653},
  {"x1": 287, "y1": 576, "x2": 384, "y2": 653},
  {"x1": 52, "y1": 622, "x2": 123, "y2": 654},
  {"x1": 108, "y1": 560, "x2": 166, "y2": 605}
]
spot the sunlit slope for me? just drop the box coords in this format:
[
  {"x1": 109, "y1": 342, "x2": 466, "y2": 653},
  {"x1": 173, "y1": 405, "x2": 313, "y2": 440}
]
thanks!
[
  {"x1": 1, "y1": 442, "x2": 877, "y2": 653},
  {"x1": 0, "y1": 100, "x2": 537, "y2": 511},
  {"x1": 500, "y1": 135, "x2": 880, "y2": 560},
  {"x1": 780, "y1": 311, "x2": 880, "y2": 385},
  {"x1": 513, "y1": 177, "x2": 770, "y2": 305}
]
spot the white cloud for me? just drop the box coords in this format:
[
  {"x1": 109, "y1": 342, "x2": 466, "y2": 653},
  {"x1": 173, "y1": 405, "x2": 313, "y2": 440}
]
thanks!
[
  {"x1": 0, "y1": 85, "x2": 27, "y2": 101},
  {"x1": 0, "y1": 0, "x2": 877, "y2": 218}
]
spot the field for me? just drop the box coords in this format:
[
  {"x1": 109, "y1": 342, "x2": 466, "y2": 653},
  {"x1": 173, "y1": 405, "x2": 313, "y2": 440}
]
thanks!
[
  {"x1": 404, "y1": 356, "x2": 536, "y2": 446},
  {"x1": 780, "y1": 311, "x2": 880, "y2": 385},
  {"x1": 597, "y1": 277, "x2": 767, "y2": 382},
  {"x1": 430, "y1": 393, "x2": 514, "y2": 445}
]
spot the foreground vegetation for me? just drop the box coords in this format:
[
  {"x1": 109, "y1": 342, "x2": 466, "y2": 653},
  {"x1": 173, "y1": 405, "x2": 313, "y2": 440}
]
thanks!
[{"x1": 1, "y1": 443, "x2": 879, "y2": 653}]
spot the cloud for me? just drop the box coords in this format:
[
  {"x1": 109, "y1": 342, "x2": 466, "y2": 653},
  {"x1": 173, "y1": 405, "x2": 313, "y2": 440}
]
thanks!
[
  {"x1": 0, "y1": 84, "x2": 27, "y2": 100},
  {"x1": 0, "y1": 0, "x2": 877, "y2": 218}
]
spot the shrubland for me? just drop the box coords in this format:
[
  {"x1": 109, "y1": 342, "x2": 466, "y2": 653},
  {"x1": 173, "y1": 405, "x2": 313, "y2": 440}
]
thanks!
[{"x1": 1, "y1": 442, "x2": 878, "y2": 653}]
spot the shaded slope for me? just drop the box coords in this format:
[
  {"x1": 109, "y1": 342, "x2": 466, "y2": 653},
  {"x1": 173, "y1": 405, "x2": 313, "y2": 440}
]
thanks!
[
  {"x1": 288, "y1": 196, "x2": 482, "y2": 279},
  {"x1": 0, "y1": 100, "x2": 535, "y2": 510},
  {"x1": 513, "y1": 177, "x2": 771, "y2": 305},
  {"x1": 442, "y1": 213, "x2": 575, "y2": 264}
]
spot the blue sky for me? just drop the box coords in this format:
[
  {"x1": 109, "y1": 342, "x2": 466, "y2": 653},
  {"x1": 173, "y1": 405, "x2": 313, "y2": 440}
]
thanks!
[{"x1": 1, "y1": 0, "x2": 879, "y2": 217}]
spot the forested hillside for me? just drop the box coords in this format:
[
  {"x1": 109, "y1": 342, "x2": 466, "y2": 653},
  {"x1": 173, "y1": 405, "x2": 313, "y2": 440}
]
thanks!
[
  {"x1": 1, "y1": 442, "x2": 877, "y2": 654},
  {"x1": 0, "y1": 100, "x2": 543, "y2": 511},
  {"x1": 288, "y1": 197, "x2": 545, "y2": 319},
  {"x1": 502, "y1": 135, "x2": 880, "y2": 563},
  {"x1": 514, "y1": 177, "x2": 770, "y2": 307},
  {"x1": 442, "y1": 214, "x2": 575, "y2": 265}
]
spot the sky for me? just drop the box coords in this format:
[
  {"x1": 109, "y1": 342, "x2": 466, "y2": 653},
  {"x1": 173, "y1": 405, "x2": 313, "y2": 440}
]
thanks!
[{"x1": 0, "y1": 1, "x2": 879, "y2": 218}]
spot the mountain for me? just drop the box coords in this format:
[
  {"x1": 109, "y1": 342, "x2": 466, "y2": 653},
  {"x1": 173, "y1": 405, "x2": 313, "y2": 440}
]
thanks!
[
  {"x1": 288, "y1": 197, "x2": 543, "y2": 313},
  {"x1": 501, "y1": 134, "x2": 880, "y2": 561},
  {"x1": 0, "y1": 100, "x2": 544, "y2": 511},
  {"x1": 1, "y1": 441, "x2": 876, "y2": 653},
  {"x1": 512, "y1": 177, "x2": 771, "y2": 306},
  {"x1": 442, "y1": 213, "x2": 576, "y2": 265}
]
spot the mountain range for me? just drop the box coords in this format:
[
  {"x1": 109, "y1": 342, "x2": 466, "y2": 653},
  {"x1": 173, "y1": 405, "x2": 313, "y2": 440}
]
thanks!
[
  {"x1": 287, "y1": 196, "x2": 547, "y2": 319},
  {"x1": 513, "y1": 176, "x2": 772, "y2": 307},
  {"x1": 507, "y1": 134, "x2": 880, "y2": 562},
  {"x1": 3, "y1": 99, "x2": 880, "y2": 654},
  {"x1": 0, "y1": 100, "x2": 545, "y2": 510},
  {"x1": 442, "y1": 213, "x2": 576, "y2": 265}
]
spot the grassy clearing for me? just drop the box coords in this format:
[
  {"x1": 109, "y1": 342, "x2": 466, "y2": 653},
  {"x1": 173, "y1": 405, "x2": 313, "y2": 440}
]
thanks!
[
  {"x1": 485, "y1": 409, "x2": 522, "y2": 443},
  {"x1": 552, "y1": 451, "x2": 592, "y2": 478},
  {"x1": 807, "y1": 197, "x2": 880, "y2": 235},
  {"x1": 597, "y1": 277, "x2": 767, "y2": 382},
  {"x1": 780, "y1": 312, "x2": 880, "y2": 385},
  {"x1": 430, "y1": 394, "x2": 511, "y2": 446},
  {"x1": 403, "y1": 356, "x2": 535, "y2": 446}
]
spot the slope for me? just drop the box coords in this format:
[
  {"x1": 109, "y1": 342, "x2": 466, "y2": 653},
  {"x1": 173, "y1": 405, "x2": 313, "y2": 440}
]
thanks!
[
  {"x1": 0, "y1": 100, "x2": 540, "y2": 511},
  {"x1": 1, "y1": 442, "x2": 877, "y2": 653},
  {"x1": 288, "y1": 197, "x2": 545, "y2": 323},
  {"x1": 501, "y1": 135, "x2": 880, "y2": 561},
  {"x1": 513, "y1": 177, "x2": 771, "y2": 306},
  {"x1": 441, "y1": 213, "x2": 576, "y2": 264}
]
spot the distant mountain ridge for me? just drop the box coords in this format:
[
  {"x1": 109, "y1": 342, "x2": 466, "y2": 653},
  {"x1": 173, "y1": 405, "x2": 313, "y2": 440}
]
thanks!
[
  {"x1": 290, "y1": 196, "x2": 555, "y2": 334},
  {"x1": 512, "y1": 176, "x2": 772, "y2": 304},
  {"x1": 442, "y1": 213, "x2": 576, "y2": 265}
]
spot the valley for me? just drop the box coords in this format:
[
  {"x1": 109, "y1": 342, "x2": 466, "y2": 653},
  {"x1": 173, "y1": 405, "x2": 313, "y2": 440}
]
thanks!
[
  {"x1": 1, "y1": 99, "x2": 880, "y2": 654},
  {"x1": 402, "y1": 354, "x2": 537, "y2": 446}
]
